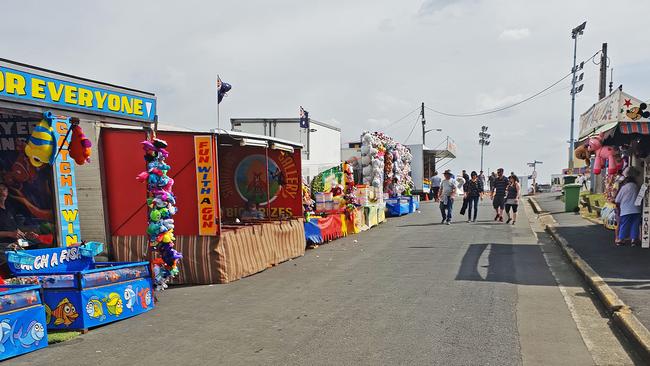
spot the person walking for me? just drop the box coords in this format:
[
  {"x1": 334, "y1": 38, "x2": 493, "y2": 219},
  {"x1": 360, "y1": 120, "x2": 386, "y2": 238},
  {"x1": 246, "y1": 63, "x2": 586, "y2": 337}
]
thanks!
[
  {"x1": 491, "y1": 168, "x2": 509, "y2": 222},
  {"x1": 438, "y1": 170, "x2": 456, "y2": 224},
  {"x1": 479, "y1": 171, "x2": 487, "y2": 198},
  {"x1": 488, "y1": 172, "x2": 496, "y2": 195},
  {"x1": 459, "y1": 170, "x2": 470, "y2": 216},
  {"x1": 504, "y1": 175, "x2": 521, "y2": 225},
  {"x1": 615, "y1": 171, "x2": 642, "y2": 246},
  {"x1": 466, "y1": 171, "x2": 483, "y2": 222},
  {"x1": 430, "y1": 171, "x2": 442, "y2": 202}
]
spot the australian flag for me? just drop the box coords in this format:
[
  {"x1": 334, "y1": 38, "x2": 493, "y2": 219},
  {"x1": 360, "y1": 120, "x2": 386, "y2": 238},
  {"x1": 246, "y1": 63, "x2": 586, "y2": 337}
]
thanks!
[
  {"x1": 217, "y1": 76, "x2": 232, "y2": 104},
  {"x1": 299, "y1": 106, "x2": 309, "y2": 129}
]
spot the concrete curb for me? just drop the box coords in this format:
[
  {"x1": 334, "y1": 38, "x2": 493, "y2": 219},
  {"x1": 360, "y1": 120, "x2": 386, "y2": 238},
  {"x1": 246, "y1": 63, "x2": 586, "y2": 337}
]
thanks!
[
  {"x1": 528, "y1": 196, "x2": 543, "y2": 214},
  {"x1": 543, "y1": 222, "x2": 650, "y2": 362}
]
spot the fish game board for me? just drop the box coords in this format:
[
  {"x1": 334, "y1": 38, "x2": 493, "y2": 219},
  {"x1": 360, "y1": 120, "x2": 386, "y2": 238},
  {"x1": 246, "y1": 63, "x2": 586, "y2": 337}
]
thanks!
[
  {"x1": 0, "y1": 285, "x2": 48, "y2": 361},
  {"x1": 8, "y1": 245, "x2": 154, "y2": 331}
]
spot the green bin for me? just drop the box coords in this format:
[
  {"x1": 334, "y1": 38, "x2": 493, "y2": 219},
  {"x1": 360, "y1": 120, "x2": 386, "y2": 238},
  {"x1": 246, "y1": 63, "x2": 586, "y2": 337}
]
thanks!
[
  {"x1": 563, "y1": 183, "x2": 581, "y2": 212},
  {"x1": 563, "y1": 175, "x2": 577, "y2": 184}
]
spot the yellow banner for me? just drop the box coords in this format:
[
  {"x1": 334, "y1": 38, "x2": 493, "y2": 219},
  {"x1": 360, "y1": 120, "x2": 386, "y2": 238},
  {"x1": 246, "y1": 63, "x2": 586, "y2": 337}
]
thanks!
[{"x1": 194, "y1": 136, "x2": 217, "y2": 236}]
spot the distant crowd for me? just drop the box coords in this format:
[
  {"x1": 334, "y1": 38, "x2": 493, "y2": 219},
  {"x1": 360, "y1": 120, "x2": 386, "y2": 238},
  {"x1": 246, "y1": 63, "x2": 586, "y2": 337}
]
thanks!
[{"x1": 429, "y1": 168, "x2": 521, "y2": 225}]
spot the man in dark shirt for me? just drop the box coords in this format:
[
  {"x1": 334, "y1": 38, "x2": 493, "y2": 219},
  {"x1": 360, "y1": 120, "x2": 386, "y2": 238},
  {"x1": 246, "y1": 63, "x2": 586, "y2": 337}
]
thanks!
[
  {"x1": 491, "y1": 168, "x2": 509, "y2": 222},
  {"x1": 0, "y1": 183, "x2": 37, "y2": 245}
]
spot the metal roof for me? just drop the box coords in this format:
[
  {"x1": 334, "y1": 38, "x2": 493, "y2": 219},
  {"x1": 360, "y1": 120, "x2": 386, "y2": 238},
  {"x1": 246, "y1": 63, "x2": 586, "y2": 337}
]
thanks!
[{"x1": 231, "y1": 117, "x2": 341, "y2": 132}]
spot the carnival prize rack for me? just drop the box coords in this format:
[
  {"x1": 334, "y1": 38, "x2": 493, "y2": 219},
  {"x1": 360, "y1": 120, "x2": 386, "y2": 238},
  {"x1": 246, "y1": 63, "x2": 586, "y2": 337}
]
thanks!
[
  {"x1": 7, "y1": 243, "x2": 154, "y2": 331},
  {"x1": 0, "y1": 284, "x2": 48, "y2": 361}
]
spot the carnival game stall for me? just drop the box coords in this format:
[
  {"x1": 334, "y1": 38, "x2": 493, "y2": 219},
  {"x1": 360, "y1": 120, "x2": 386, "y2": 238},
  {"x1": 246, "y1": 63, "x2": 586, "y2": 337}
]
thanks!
[
  {"x1": 361, "y1": 131, "x2": 415, "y2": 218},
  {"x1": 0, "y1": 284, "x2": 48, "y2": 360},
  {"x1": 216, "y1": 131, "x2": 306, "y2": 283},
  {"x1": 7, "y1": 244, "x2": 153, "y2": 331},
  {"x1": 304, "y1": 163, "x2": 365, "y2": 246},
  {"x1": 576, "y1": 88, "x2": 650, "y2": 246}
]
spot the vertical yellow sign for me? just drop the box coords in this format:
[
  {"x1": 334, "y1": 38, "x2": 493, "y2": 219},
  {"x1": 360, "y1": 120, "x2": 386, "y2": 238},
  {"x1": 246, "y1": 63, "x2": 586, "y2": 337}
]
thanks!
[{"x1": 194, "y1": 136, "x2": 217, "y2": 236}]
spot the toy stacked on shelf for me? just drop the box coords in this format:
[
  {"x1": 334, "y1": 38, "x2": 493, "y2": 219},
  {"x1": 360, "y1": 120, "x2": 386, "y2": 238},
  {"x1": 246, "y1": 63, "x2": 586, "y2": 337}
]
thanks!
[
  {"x1": 136, "y1": 138, "x2": 183, "y2": 291},
  {"x1": 360, "y1": 132, "x2": 385, "y2": 203}
]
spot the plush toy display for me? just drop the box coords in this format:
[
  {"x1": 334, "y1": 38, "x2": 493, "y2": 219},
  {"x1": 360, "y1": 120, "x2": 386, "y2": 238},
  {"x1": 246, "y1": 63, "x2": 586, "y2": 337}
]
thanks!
[
  {"x1": 136, "y1": 137, "x2": 182, "y2": 291},
  {"x1": 574, "y1": 143, "x2": 590, "y2": 167},
  {"x1": 587, "y1": 134, "x2": 622, "y2": 175},
  {"x1": 360, "y1": 131, "x2": 413, "y2": 198},
  {"x1": 24, "y1": 118, "x2": 55, "y2": 168},
  {"x1": 69, "y1": 125, "x2": 92, "y2": 165}
]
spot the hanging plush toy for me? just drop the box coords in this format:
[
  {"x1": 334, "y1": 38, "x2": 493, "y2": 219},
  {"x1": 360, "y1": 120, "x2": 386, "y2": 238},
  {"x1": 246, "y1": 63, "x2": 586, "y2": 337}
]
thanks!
[
  {"x1": 136, "y1": 137, "x2": 182, "y2": 291},
  {"x1": 587, "y1": 134, "x2": 622, "y2": 175},
  {"x1": 69, "y1": 125, "x2": 92, "y2": 165},
  {"x1": 24, "y1": 118, "x2": 55, "y2": 168}
]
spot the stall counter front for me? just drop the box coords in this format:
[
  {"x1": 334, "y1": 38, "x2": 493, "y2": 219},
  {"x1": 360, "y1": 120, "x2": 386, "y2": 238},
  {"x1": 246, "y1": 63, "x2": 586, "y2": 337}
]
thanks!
[
  {"x1": 8, "y1": 244, "x2": 154, "y2": 331},
  {"x1": 0, "y1": 285, "x2": 48, "y2": 361}
]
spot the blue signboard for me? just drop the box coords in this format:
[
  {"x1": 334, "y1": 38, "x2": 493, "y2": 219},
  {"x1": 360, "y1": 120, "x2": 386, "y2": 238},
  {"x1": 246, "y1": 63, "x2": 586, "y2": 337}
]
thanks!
[
  {"x1": 0, "y1": 62, "x2": 156, "y2": 123},
  {"x1": 50, "y1": 115, "x2": 82, "y2": 246},
  {"x1": 8, "y1": 245, "x2": 93, "y2": 275}
]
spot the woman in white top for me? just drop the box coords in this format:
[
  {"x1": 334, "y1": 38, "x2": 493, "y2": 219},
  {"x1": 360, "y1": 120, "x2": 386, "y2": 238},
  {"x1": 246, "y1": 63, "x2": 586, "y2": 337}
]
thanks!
[{"x1": 615, "y1": 174, "x2": 642, "y2": 246}]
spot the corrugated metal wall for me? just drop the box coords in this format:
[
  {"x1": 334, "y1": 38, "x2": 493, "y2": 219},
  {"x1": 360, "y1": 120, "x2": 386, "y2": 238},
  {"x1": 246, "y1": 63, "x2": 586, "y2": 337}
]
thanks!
[{"x1": 74, "y1": 121, "x2": 107, "y2": 244}]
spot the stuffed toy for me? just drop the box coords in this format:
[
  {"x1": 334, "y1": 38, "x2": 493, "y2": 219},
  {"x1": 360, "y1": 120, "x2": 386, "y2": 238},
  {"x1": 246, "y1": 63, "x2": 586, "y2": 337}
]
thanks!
[
  {"x1": 69, "y1": 124, "x2": 92, "y2": 165},
  {"x1": 587, "y1": 134, "x2": 622, "y2": 175},
  {"x1": 25, "y1": 118, "x2": 55, "y2": 168},
  {"x1": 574, "y1": 143, "x2": 590, "y2": 167}
]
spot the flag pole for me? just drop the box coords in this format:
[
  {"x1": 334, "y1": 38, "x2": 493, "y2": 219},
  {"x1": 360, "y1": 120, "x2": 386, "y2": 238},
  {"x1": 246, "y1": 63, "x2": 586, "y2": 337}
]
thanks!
[{"x1": 216, "y1": 74, "x2": 221, "y2": 132}]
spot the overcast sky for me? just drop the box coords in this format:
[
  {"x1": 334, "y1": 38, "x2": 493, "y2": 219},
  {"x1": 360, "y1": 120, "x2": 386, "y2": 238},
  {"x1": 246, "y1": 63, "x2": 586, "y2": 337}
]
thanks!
[{"x1": 2, "y1": 0, "x2": 650, "y2": 182}]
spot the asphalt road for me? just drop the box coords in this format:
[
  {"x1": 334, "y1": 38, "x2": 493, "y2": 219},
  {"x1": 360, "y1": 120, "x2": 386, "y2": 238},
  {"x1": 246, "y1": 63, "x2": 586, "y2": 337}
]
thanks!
[{"x1": 6, "y1": 198, "x2": 638, "y2": 365}]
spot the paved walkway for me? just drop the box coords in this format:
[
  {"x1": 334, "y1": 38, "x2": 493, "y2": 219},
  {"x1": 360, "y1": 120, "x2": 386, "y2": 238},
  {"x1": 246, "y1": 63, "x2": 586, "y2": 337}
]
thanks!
[
  {"x1": 535, "y1": 193, "x2": 650, "y2": 331},
  {"x1": 4, "y1": 199, "x2": 637, "y2": 365}
]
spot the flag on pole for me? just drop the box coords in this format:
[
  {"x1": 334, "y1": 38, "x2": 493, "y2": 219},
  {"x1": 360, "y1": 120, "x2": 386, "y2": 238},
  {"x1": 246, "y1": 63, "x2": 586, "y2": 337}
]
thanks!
[
  {"x1": 217, "y1": 76, "x2": 232, "y2": 104},
  {"x1": 299, "y1": 106, "x2": 309, "y2": 129}
]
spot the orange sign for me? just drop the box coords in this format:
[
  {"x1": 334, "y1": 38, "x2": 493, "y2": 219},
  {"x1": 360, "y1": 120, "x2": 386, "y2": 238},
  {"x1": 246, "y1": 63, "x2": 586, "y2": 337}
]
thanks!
[{"x1": 194, "y1": 136, "x2": 217, "y2": 236}]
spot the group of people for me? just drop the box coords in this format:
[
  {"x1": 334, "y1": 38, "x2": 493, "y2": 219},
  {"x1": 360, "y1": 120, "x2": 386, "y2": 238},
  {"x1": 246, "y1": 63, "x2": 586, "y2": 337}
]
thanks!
[{"x1": 429, "y1": 168, "x2": 521, "y2": 225}]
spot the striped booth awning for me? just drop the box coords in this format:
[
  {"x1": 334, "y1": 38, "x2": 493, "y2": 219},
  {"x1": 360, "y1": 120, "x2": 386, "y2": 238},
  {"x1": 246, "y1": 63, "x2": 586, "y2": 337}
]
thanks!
[{"x1": 620, "y1": 122, "x2": 650, "y2": 134}]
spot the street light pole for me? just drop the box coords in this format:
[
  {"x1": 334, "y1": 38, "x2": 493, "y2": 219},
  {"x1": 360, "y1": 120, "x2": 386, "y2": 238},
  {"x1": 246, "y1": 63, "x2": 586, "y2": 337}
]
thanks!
[
  {"x1": 569, "y1": 21, "x2": 586, "y2": 172},
  {"x1": 527, "y1": 160, "x2": 543, "y2": 195},
  {"x1": 479, "y1": 126, "x2": 490, "y2": 172}
]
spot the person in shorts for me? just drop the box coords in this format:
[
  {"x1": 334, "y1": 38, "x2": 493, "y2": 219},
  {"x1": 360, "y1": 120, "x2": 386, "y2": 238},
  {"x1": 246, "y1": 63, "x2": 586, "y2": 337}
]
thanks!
[
  {"x1": 504, "y1": 175, "x2": 520, "y2": 225},
  {"x1": 491, "y1": 168, "x2": 508, "y2": 222},
  {"x1": 430, "y1": 171, "x2": 442, "y2": 202}
]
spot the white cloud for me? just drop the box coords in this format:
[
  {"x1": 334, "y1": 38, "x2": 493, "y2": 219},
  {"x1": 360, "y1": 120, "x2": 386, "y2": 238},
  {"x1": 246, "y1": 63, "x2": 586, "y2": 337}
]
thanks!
[
  {"x1": 378, "y1": 18, "x2": 395, "y2": 32},
  {"x1": 499, "y1": 28, "x2": 531, "y2": 41}
]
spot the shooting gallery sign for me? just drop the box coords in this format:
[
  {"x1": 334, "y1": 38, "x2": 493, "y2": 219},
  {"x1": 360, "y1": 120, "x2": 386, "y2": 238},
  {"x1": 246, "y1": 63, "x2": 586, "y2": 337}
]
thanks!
[
  {"x1": 194, "y1": 136, "x2": 218, "y2": 235},
  {"x1": 218, "y1": 145, "x2": 302, "y2": 219}
]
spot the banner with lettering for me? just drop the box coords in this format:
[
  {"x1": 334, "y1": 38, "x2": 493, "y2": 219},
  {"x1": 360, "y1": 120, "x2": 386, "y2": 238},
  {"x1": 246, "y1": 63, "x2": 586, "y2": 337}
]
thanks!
[
  {"x1": 51, "y1": 115, "x2": 81, "y2": 246},
  {"x1": 8, "y1": 245, "x2": 93, "y2": 274},
  {"x1": 194, "y1": 136, "x2": 218, "y2": 236},
  {"x1": 218, "y1": 145, "x2": 302, "y2": 219},
  {"x1": 0, "y1": 112, "x2": 56, "y2": 244}
]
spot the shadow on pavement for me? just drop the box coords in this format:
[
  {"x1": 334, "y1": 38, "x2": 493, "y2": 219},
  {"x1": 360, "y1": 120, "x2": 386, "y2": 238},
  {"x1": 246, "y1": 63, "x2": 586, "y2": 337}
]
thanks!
[{"x1": 455, "y1": 243, "x2": 558, "y2": 286}]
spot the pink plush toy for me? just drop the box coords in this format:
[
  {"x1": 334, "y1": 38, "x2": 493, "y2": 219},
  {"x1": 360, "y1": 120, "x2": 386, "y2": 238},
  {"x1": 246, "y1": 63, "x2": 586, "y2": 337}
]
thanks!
[{"x1": 587, "y1": 134, "x2": 622, "y2": 175}]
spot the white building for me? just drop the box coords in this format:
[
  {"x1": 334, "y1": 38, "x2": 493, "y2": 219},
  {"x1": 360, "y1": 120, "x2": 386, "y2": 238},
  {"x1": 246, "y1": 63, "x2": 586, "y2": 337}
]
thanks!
[{"x1": 231, "y1": 118, "x2": 341, "y2": 181}]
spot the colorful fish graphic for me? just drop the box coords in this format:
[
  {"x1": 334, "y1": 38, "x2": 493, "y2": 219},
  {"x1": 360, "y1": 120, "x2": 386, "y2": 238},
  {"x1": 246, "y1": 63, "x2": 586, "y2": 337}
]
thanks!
[
  {"x1": 46, "y1": 298, "x2": 79, "y2": 326},
  {"x1": 138, "y1": 287, "x2": 152, "y2": 308},
  {"x1": 24, "y1": 119, "x2": 55, "y2": 168},
  {"x1": 123, "y1": 286, "x2": 136, "y2": 312},
  {"x1": 0, "y1": 319, "x2": 12, "y2": 353},
  {"x1": 14, "y1": 321, "x2": 44, "y2": 348},
  {"x1": 103, "y1": 293, "x2": 123, "y2": 316},
  {"x1": 85, "y1": 296, "x2": 105, "y2": 321}
]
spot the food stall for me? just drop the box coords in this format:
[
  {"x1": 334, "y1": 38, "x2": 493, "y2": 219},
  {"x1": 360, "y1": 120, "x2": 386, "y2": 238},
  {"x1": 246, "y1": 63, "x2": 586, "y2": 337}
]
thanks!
[{"x1": 576, "y1": 87, "x2": 650, "y2": 246}]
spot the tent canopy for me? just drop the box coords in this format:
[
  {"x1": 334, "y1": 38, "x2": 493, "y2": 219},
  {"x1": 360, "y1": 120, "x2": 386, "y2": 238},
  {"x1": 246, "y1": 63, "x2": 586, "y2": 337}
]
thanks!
[{"x1": 579, "y1": 88, "x2": 649, "y2": 140}]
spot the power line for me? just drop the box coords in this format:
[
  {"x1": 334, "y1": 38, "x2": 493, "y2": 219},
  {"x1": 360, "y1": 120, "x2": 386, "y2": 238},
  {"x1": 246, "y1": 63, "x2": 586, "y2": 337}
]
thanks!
[
  {"x1": 383, "y1": 107, "x2": 419, "y2": 131},
  {"x1": 404, "y1": 114, "x2": 421, "y2": 143},
  {"x1": 423, "y1": 51, "x2": 600, "y2": 118}
]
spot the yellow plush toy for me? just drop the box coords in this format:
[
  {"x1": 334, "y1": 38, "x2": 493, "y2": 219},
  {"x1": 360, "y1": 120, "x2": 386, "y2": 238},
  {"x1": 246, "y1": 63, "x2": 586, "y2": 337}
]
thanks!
[{"x1": 25, "y1": 119, "x2": 55, "y2": 167}]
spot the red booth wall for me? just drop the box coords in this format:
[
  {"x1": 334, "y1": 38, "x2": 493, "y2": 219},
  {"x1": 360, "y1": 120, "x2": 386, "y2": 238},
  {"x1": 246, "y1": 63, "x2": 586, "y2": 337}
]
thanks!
[{"x1": 101, "y1": 129, "x2": 204, "y2": 237}]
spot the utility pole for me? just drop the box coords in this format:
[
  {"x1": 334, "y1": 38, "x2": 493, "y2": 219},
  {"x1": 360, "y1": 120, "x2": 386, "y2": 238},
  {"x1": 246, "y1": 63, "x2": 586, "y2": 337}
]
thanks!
[
  {"x1": 598, "y1": 43, "x2": 608, "y2": 100},
  {"x1": 479, "y1": 126, "x2": 490, "y2": 172},
  {"x1": 609, "y1": 68, "x2": 614, "y2": 93},
  {"x1": 421, "y1": 102, "x2": 426, "y2": 145},
  {"x1": 569, "y1": 21, "x2": 586, "y2": 173}
]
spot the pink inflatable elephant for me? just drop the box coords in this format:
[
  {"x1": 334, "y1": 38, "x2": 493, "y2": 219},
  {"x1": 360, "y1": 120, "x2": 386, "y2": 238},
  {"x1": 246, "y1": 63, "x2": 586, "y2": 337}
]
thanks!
[{"x1": 587, "y1": 135, "x2": 622, "y2": 175}]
